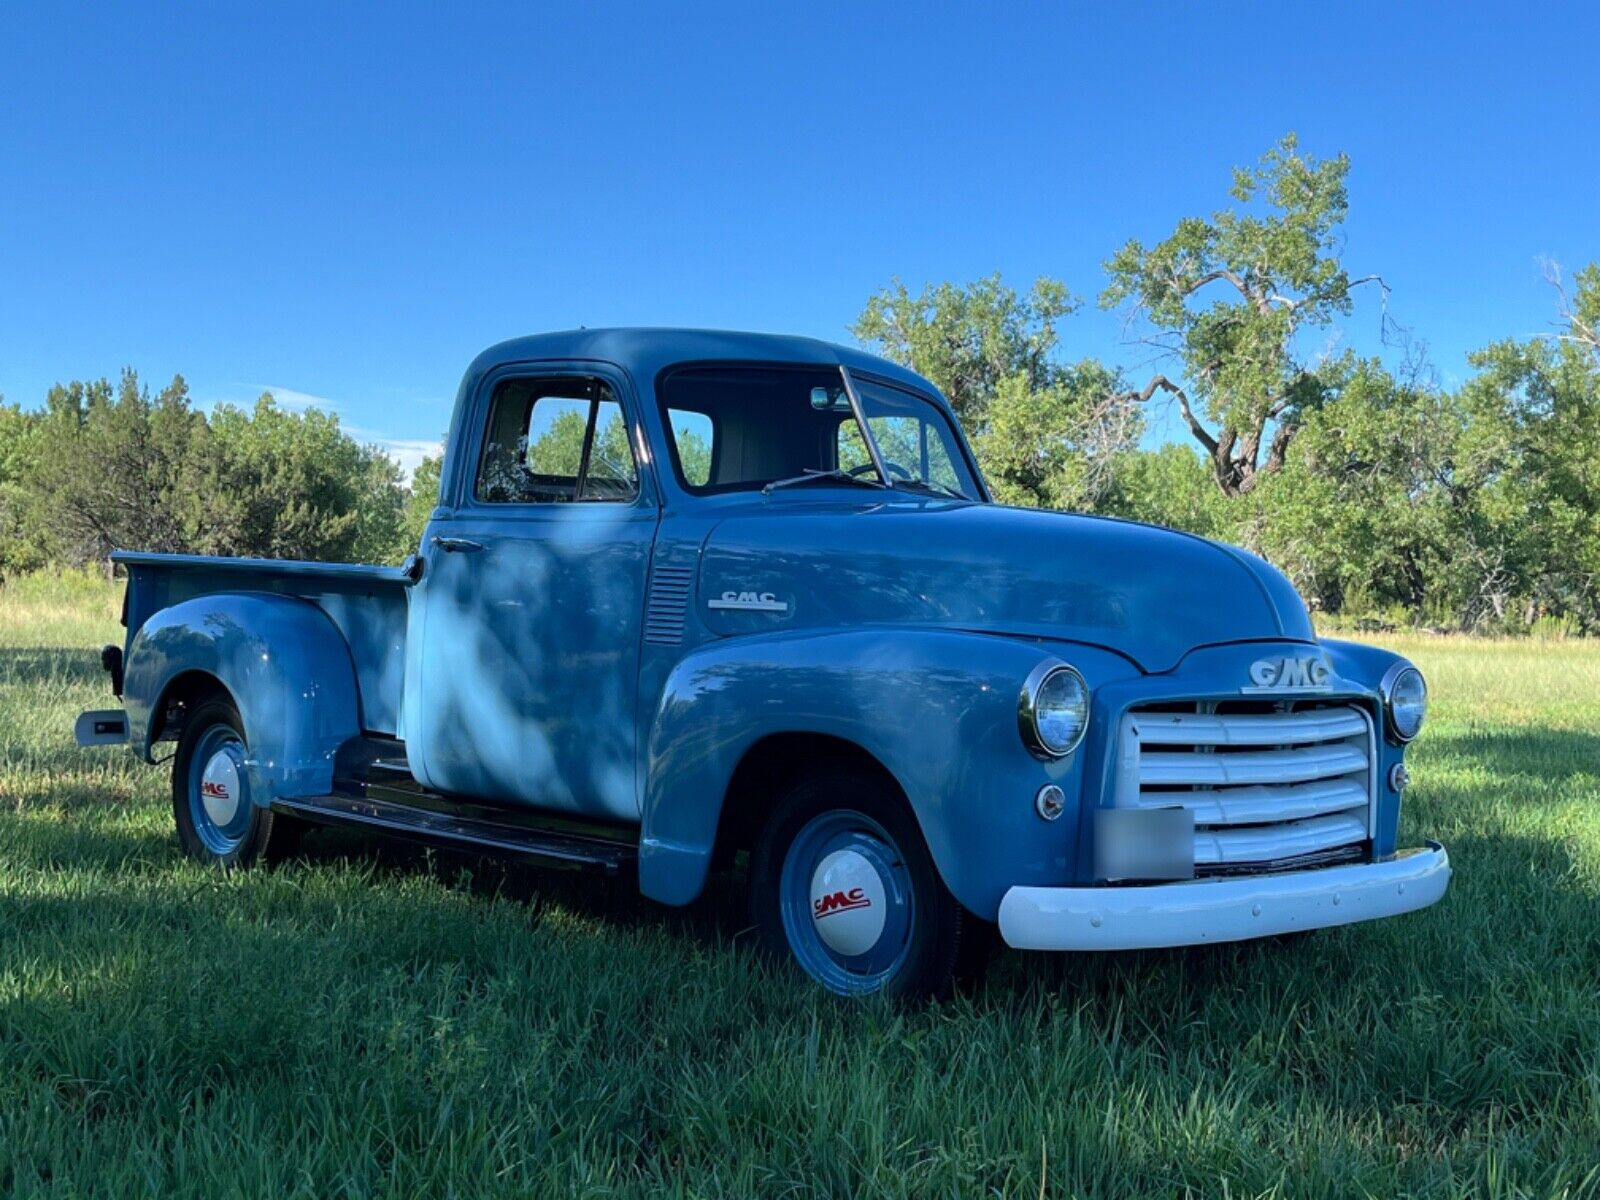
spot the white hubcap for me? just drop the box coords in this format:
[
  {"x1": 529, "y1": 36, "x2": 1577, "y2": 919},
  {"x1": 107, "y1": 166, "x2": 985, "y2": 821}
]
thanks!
[
  {"x1": 809, "y1": 849, "x2": 887, "y2": 956},
  {"x1": 200, "y1": 750, "x2": 242, "y2": 827}
]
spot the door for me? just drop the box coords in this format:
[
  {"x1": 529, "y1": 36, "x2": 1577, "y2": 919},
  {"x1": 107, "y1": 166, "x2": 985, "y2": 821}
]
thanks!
[{"x1": 409, "y1": 369, "x2": 659, "y2": 821}]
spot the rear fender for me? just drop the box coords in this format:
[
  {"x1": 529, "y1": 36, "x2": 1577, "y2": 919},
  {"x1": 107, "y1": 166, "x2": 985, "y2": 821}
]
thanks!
[
  {"x1": 123, "y1": 592, "x2": 362, "y2": 803},
  {"x1": 638, "y1": 628, "x2": 1124, "y2": 918}
]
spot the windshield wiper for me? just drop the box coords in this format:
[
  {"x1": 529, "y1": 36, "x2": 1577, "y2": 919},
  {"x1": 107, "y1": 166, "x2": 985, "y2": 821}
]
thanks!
[
  {"x1": 762, "y1": 468, "x2": 890, "y2": 496},
  {"x1": 892, "y1": 479, "x2": 968, "y2": 501}
]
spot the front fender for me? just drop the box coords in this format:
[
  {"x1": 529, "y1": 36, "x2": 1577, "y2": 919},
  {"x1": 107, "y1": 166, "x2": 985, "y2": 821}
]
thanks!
[
  {"x1": 638, "y1": 627, "x2": 1131, "y2": 919},
  {"x1": 123, "y1": 592, "x2": 362, "y2": 803},
  {"x1": 1319, "y1": 637, "x2": 1416, "y2": 856},
  {"x1": 1317, "y1": 636, "x2": 1410, "y2": 689}
]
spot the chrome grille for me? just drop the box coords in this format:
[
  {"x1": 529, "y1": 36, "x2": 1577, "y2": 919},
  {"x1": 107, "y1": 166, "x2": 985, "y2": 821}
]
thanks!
[{"x1": 1114, "y1": 701, "x2": 1375, "y2": 873}]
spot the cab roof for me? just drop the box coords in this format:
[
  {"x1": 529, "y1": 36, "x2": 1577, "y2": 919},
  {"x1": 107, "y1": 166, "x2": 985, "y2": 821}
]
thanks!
[{"x1": 465, "y1": 327, "x2": 941, "y2": 401}]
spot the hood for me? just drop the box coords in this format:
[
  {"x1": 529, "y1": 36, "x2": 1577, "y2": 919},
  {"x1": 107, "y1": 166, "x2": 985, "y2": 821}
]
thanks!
[{"x1": 697, "y1": 500, "x2": 1314, "y2": 673}]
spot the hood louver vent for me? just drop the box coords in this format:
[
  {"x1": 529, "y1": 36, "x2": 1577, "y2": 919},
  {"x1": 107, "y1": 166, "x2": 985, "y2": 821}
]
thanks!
[{"x1": 644, "y1": 564, "x2": 695, "y2": 645}]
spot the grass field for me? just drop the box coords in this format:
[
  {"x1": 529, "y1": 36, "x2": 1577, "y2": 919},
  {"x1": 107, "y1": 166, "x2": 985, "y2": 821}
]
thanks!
[{"x1": 2, "y1": 572, "x2": 1598, "y2": 1198}]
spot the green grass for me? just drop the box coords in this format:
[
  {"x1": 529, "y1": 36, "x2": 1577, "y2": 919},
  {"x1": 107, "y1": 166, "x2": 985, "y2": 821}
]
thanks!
[{"x1": 2, "y1": 571, "x2": 1598, "y2": 1198}]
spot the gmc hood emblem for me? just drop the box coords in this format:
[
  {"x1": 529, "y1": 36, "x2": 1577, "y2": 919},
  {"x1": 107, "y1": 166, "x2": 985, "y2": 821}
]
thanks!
[
  {"x1": 1243, "y1": 655, "x2": 1332, "y2": 694},
  {"x1": 707, "y1": 590, "x2": 789, "y2": 614}
]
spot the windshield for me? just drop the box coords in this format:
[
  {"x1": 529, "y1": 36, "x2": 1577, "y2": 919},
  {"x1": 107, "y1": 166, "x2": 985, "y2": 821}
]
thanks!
[{"x1": 658, "y1": 363, "x2": 983, "y2": 499}]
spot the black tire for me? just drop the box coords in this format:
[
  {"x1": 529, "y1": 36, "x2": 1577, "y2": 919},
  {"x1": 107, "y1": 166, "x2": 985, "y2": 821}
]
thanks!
[
  {"x1": 171, "y1": 697, "x2": 303, "y2": 867},
  {"x1": 748, "y1": 768, "x2": 976, "y2": 1001}
]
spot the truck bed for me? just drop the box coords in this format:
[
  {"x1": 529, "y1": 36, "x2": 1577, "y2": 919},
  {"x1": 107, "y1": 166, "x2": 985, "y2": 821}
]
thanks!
[{"x1": 113, "y1": 551, "x2": 412, "y2": 736}]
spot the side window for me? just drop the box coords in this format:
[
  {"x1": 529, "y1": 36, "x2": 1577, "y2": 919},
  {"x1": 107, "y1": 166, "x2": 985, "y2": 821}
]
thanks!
[
  {"x1": 838, "y1": 415, "x2": 963, "y2": 490},
  {"x1": 581, "y1": 400, "x2": 639, "y2": 501},
  {"x1": 871, "y1": 415, "x2": 962, "y2": 490},
  {"x1": 924, "y1": 436, "x2": 962, "y2": 493},
  {"x1": 836, "y1": 420, "x2": 872, "y2": 473},
  {"x1": 525, "y1": 397, "x2": 591, "y2": 484},
  {"x1": 475, "y1": 379, "x2": 638, "y2": 504},
  {"x1": 666, "y1": 408, "x2": 714, "y2": 487},
  {"x1": 866, "y1": 416, "x2": 919, "y2": 470}
]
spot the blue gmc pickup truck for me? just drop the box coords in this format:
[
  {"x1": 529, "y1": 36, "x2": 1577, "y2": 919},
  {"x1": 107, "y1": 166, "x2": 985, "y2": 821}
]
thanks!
[{"x1": 76, "y1": 329, "x2": 1450, "y2": 998}]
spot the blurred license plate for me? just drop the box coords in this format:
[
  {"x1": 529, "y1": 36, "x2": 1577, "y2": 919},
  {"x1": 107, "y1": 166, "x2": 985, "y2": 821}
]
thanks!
[{"x1": 1094, "y1": 807, "x2": 1195, "y2": 882}]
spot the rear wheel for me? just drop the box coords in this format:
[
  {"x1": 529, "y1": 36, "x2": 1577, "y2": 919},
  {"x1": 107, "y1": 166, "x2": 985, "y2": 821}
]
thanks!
[
  {"x1": 749, "y1": 769, "x2": 973, "y2": 1000},
  {"x1": 171, "y1": 697, "x2": 301, "y2": 867}
]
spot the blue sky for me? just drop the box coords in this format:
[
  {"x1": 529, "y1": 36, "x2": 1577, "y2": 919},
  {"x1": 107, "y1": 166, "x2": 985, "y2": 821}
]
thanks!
[{"x1": 2, "y1": 1, "x2": 1595, "y2": 472}]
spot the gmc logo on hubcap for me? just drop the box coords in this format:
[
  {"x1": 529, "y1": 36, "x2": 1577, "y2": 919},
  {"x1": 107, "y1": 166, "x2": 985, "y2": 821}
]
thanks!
[{"x1": 813, "y1": 887, "x2": 872, "y2": 919}]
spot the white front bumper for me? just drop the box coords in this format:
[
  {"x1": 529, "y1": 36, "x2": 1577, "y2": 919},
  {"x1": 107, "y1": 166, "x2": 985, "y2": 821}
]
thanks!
[{"x1": 998, "y1": 842, "x2": 1450, "y2": 951}]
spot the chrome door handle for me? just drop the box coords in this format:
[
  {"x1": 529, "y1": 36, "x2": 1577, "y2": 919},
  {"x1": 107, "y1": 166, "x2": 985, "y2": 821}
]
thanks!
[{"x1": 431, "y1": 536, "x2": 485, "y2": 553}]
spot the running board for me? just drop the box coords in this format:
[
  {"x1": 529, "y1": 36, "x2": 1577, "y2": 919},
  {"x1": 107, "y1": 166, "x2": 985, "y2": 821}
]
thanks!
[{"x1": 272, "y1": 793, "x2": 638, "y2": 875}]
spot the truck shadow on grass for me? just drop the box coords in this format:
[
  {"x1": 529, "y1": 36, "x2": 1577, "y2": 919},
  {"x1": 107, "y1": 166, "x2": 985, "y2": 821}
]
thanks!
[
  {"x1": 1414, "y1": 724, "x2": 1600, "y2": 792},
  {"x1": 280, "y1": 817, "x2": 1553, "y2": 1011},
  {"x1": 11, "y1": 719, "x2": 1595, "y2": 1011},
  {"x1": 270, "y1": 716, "x2": 1599, "y2": 991},
  {"x1": 288, "y1": 822, "x2": 758, "y2": 949},
  {"x1": 5, "y1": 773, "x2": 1594, "y2": 1134},
  {"x1": 282, "y1": 826, "x2": 1326, "y2": 1004}
]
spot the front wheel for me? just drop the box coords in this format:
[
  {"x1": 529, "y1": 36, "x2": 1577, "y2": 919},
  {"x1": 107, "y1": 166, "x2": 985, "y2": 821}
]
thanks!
[
  {"x1": 171, "y1": 697, "x2": 302, "y2": 867},
  {"x1": 749, "y1": 769, "x2": 972, "y2": 1000}
]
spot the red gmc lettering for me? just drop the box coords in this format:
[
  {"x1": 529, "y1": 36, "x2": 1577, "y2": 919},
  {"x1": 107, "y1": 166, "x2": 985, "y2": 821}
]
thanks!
[{"x1": 813, "y1": 887, "x2": 871, "y2": 919}]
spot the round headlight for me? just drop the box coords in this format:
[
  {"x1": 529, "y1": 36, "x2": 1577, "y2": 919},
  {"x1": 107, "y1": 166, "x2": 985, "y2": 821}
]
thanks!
[
  {"x1": 1019, "y1": 663, "x2": 1090, "y2": 758},
  {"x1": 1383, "y1": 664, "x2": 1427, "y2": 743}
]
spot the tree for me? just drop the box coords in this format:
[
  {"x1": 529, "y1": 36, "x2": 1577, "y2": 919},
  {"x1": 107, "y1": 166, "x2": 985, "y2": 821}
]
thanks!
[
  {"x1": 1244, "y1": 263, "x2": 1600, "y2": 633},
  {"x1": 524, "y1": 407, "x2": 591, "y2": 477},
  {"x1": 1101, "y1": 134, "x2": 1383, "y2": 497},
  {"x1": 852, "y1": 273, "x2": 1138, "y2": 507},
  {"x1": 1552, "y1": 261, "x2": 1600, "y2": 359},
  {"x1": 672, "y1": 423, "x2": 711, "y2": 487},
  {"x1": 205, "y1": 394, "x2": 405, "y2": 563},
  {"x1": 22, "y1": 375, "x2": 407, "y2": 567},
  {"x1": 522, "y1": 404, "x2": 636, "y2": 484},
  {"x1": 1100, "y1": 443, "x2": 1233, "y2": 542},
  {"x1": 28, "y1": 371, "x2": 213, "y2": 565},
  {"x1": 977, "y1": 359, "x2": 1135, "y2": 509},
  {"x1": 397, "y1": 452, "x2": 443, "y2": 559},
  {"x1": 1449, "y1": 263, "x2": 1600, "y2": 628},
  {"x1": 0, "y1": 398, "x2": 47, "y2": 577},
  {"x1": 1252, "y1": 360, "x2": 1476, "y2": 621},
  {"x1": 851, "y1": 274, "x2": 1081, "y2": 429}
]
